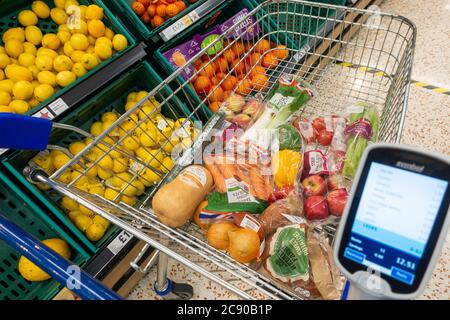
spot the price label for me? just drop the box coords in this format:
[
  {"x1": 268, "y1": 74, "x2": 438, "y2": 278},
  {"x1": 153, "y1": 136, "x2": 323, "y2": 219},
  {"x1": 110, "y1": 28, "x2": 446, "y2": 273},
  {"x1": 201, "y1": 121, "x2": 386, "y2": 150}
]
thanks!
[
  {"x1": 107, "y1": 230, "x2": 133, "y2": 255},
  {"x1": 161, "y1": 10, "x2": 200, "y2": 41},
  {"x1": 48, "y1": 98, "x2": 69, "y2": 116},
  {"x1": 33, "y1": 107, "x2": 55, "y2": 119}
]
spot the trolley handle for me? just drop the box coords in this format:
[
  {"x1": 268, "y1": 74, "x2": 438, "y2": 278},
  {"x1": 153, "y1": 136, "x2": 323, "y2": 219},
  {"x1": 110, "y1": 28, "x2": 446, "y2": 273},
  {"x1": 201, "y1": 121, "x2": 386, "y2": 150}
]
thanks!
[
  {"x1": 0, "y1": 213, "x2": 122, "y2": 300},
  {"x1": 0, "y1": 113, "x2": 53, "y2": 150}
]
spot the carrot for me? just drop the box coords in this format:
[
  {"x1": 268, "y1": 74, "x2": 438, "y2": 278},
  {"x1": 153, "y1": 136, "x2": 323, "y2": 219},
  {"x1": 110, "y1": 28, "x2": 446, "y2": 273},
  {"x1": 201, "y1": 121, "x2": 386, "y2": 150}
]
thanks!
[
  {"x1": 204, "y1": 156, "x2": 226, "y2": 193},
  {"x1": 217, "y1": 163, "x2": 236, "y2": 180},
  {"x1": 249, "y1": 166, "x2": 267, "y2": 200},
  {"x1": 235, "y1": 165, "x2": 256, "y2": 197},
  {"x1": 263, "y1": 173, "x2": 273, "y2": 199}
]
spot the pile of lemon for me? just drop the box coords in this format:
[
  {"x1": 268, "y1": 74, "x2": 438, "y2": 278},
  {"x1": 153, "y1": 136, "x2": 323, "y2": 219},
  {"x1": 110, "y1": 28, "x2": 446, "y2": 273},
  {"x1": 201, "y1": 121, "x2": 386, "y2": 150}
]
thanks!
[
  {"x1": 0, "y1": 0, "x2": 128, "y2": 115},
  {"x1": 32, "y1": 91, "x2": 197, "y2": 241}
]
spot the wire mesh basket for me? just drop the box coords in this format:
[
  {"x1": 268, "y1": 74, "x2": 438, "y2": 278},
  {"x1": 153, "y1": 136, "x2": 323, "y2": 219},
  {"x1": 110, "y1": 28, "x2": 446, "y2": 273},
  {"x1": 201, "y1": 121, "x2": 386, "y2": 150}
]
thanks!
[{"x1": 20, "y1": 0, "x2": 416, "y2": 299}]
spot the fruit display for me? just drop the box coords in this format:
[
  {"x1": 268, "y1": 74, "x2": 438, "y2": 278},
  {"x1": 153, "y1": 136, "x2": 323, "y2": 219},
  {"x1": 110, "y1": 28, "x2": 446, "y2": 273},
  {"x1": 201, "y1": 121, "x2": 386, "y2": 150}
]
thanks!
[
  {"x1": 0, "y1": 1, "x2": 128, "y2": 114},
  {"x1": 130, "y1": 0, "x2": 195, "y2": 28},
  {"x1": 31, "y1": 89, "x2": 198, "y2": 241}
]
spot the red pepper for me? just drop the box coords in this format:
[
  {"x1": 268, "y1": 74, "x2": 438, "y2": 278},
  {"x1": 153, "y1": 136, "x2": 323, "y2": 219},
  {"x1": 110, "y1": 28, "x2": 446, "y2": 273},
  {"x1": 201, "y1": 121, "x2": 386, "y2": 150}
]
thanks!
[{"x1": 268, "y1": 186, "x2": 294, "y2": 203}]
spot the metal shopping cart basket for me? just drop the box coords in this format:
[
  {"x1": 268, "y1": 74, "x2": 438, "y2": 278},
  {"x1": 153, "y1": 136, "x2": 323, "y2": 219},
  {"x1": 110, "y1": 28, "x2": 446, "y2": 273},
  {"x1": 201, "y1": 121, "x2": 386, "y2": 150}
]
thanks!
[{"x1": 0, "y1": 0, "x2": 416, "y2": 300}]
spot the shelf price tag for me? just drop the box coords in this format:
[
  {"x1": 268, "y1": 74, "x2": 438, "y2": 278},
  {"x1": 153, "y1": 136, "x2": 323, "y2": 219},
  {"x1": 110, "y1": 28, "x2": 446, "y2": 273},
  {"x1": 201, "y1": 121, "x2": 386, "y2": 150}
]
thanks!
[
  {"x1": 48, "y1": 98, "x2": 70, "y2": 116},
  {"x1": 160, "y1": 10, "x2": 200, "y2": 41},
  {"x1": 107, "y1": 230, "x2": 133, "y2": 255}
]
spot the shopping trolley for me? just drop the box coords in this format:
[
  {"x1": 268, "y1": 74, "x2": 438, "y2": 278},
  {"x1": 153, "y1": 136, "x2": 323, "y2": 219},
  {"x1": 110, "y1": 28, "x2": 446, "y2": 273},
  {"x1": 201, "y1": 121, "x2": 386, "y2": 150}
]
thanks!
[{"x1": 0, "y1": 0, "x2": 415, "y2": 299}]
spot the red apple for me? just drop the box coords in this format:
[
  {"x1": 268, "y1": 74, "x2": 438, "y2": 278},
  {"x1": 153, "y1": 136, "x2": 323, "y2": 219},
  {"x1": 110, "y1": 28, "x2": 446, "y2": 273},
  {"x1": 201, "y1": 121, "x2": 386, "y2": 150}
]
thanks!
[
  {"x1": 302, "y1": 175, "x2": 326, "y2": 196},
  {"x1": 326, "y1": 188, "x2": 349, "y2": 216},
  {"x1": 312, "y1": 117, "x2": 326, "y2": 132},
  {"x1": 317, "y1": 129, "x2": 333, "y2": 146},
  {"x1": 328, "y1": 174, "x2": 345, "y2": 191},
  {"x1": 304, "y1": 196, "x2": 329, "y2": 220}
]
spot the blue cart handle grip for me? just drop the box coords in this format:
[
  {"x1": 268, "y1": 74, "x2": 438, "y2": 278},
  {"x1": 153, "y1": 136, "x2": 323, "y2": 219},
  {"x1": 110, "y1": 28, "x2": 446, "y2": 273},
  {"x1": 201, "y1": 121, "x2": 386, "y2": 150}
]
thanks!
[
  {"x1": 0, "y1": 113, "x2": 53, "y2": 150},
  {"x1": 0, "y1": 213, "x2": 122, "y2": 300}
]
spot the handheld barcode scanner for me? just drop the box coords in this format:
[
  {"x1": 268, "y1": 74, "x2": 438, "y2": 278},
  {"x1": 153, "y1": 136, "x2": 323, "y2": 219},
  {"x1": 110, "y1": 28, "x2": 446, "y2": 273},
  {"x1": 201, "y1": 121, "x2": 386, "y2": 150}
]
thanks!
[{"x1": 334, "y1": 143, "x2": 450, "y2": 300}]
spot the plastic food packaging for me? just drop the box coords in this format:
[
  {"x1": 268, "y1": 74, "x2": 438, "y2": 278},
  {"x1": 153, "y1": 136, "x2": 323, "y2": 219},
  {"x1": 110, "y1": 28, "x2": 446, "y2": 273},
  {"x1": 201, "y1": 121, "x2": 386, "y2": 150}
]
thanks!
[
  {"x1": 221, "y1": 94, "x2": 265, "y2": 130},
  {"x1": 262, "y1": 223, "x2": 341, "y2": 299}
]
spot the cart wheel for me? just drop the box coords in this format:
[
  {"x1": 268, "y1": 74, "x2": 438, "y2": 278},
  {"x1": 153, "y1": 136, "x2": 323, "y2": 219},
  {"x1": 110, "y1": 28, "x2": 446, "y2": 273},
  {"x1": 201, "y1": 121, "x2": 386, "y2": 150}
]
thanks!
[
  {"x1": 154, "y1": 279, "x2": 194, "y2": 300},
  {"x1": 172, "y1": 281, "x2": 194, "y2": 300}
]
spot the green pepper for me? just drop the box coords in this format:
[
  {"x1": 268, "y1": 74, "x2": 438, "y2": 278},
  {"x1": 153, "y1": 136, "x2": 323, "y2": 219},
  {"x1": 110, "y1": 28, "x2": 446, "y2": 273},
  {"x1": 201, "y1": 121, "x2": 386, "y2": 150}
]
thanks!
[{"x1": 277, "y1": 124, "x2": 302, "y2": 151}]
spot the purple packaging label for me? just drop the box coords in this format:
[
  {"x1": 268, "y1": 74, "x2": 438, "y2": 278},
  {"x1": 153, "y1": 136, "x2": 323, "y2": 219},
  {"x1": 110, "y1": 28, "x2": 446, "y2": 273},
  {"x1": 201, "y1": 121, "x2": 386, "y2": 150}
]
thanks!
[
  {"x1": 218, "y1": 8, "x2": 261, "y2": 41},
  {"x1": 344, "y1": 118, "x2": 373, "y2": 139},
  {"x1": 197, "y1": 26, "x2": 224, "y2": 56},
  {"x1": 162, "y1": 34, "x2": 203, "y2": 80}
]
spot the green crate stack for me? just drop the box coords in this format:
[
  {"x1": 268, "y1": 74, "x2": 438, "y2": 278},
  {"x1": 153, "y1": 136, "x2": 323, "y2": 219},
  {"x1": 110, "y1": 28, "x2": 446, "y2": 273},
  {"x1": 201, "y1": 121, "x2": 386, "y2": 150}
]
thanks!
[
  {"x1": 1, "y1": 61, "x2": 191, "y2": 253},
  {"x1": 0, "y1": 0, "x2": 136, "y2": 116},
  {"x1": 0, "y1": 171, "x2": 90, "y2": 300},
  {"x1": 106, "y1": 0, "x2": 208, "y2": 42}
]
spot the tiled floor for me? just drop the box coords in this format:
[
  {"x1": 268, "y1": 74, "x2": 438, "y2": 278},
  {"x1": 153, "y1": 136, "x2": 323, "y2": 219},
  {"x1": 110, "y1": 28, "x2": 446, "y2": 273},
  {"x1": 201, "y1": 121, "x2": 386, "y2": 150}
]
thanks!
[{"x1": 129, "y1": 0, "x2": 450, "y2": 300}]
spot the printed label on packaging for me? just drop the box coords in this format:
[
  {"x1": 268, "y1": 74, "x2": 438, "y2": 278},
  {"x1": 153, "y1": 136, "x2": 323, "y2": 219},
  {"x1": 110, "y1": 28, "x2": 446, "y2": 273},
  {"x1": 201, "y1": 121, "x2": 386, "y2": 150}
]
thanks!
[
  {"x1": 181, "y1": 166, "x2": 207, "y2": 188},
  {"x1": 281, "y1": 214, "x2": 307, "y2": 225},
  {"x1": 162, "y1": 35, "x2": 202, "y2": 80},
  {"x1": 218, "y1": 9, "x2": 261, "y2": 41},
  {"x1": 268, "y1": 93, "x2": 295, "y2": 111},
  {"x1": 303, "y1": 150, "x2": 329, "y2": 176},
  {"x1": 345, "y1": 118, "x2": 373, "y2": 139},
  {"x1": 346, "y1": 105, "x2": 364, "y2": 114},
  {"x1": 225, "y1": 178, "x2": 258, "y2": 204}
]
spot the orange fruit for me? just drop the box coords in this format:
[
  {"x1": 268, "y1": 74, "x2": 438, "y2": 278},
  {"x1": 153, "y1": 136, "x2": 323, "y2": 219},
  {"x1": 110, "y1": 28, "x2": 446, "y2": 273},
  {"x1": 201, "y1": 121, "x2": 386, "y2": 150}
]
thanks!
[
  {"x1": 198, "y1": 62, "x2": 215, "y2": 78},
  {"x1": 252, "y1": 73, "x2": 269, "y2": 91},
  {"x1": 214, "y1": 57, "x2": 228, "y2": 73},
  {"x1": 132, "y1": 2, "x2": 146, "y2": 16},
  {"x1": 193, "y1": 76, "x2": 211, "y2": 94},
  {"x1": 223, "y1": 90, "x2": 232, "y2": 99},
  {"x1": 210, "y1": 77, "x2": 219, "y2": 87},
  {"x1": 208, "y1": 102, "x2": 222, "y2": 113},
  {"x1": 137, "y1": 0, "x2": 152, "y2": 6},
  {"x1": 216, "y1": 72, "x2": 227, "y2": 80},
  {"x1": 156, "y1": 4, "x2": 167, "y2": 18},
  {"x1": 141, "y1": 12, "x2": 150, "y2": 24},
  {"x1": 251, "y1": 65, "x2": 266, "y2": 79},
  {"x1": 175, "y1": 1, "x2": 187, "y2": 11},
  {"x1": 244, "y1": 41, "x2": 253, "y2": 52},
  {"x1": 193, "y1": 58, "x2": 202, "y2": 70},
  {"x1": 223, "y1": 49, "x2": 235, "y2": 64},
  {"x1": 209, "y1": 86, "x2": 224, "y2": 102},
  {"x1": 151, "y1": 15, "x2": 165, "y2": 28},
  {"x1": 236, "y1": 79, "x2": 252, "y2": 96},
  {"x1": 230, "y1": 59, "x2": 247, "y2": 76},
  {"x1": 248, "y1": 52, "x2": 262, "y2": 66},
  {"x1": 262, "y1": 53, "x2": 278, "y2": 69},
  {"x1": 147, "y1": 5, "x2": 156, "y2": 17},
  {"x1": 166, "y1": 0, "x2": 177, "y2": 3},
  {"x1": 255, "y1": 39, "x2": 271, "y2": 54},
  {"x1": 221, "y1": 75, "x2": 237, "y2": 91},
  {"x1": 274, "y1": 45, "x2": 289, "y2": 60},
  {"x1": 166, "y1": 4, "x2": 179, "y2": 18},
  {"x1": 231, "y1": 42, "x2": 245, "y2": 57}
]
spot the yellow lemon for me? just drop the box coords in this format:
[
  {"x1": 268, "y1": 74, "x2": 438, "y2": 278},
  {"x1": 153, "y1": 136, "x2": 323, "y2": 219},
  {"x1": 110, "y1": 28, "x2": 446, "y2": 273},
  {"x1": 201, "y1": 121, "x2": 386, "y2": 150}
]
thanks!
[
  {"x1": 136, "y1": 91, "x2": 148, "y2": 101},
  {"x1": 94, "y1": 43, "x2": 112, "y2": 60},
  {"x1": 58, "y1": 24, "x2": 71, "y2": 33},
  {"x1": 90, "y1": 121, "x2": 103, "y2": 136},
  {"x1": 37, "y1": 47, "x2": 58, "y2": 59},
  {"x1": 35, "y1": 55, "x2": 54, "y2": 71},
  {"x1": 5, "y1": 64, "x2": 33, "y2": 81},
  {"x1": 87, "y1": 35, "x2": 96, "y2": 46},
  {"x1": 68, "y1": 141, "x2": 86, "y2": 155},
  {"x1": 0, "y1": 80, "x2": 14, "y2": 93},
  {"x1": 95, "y1": 36, "x2": 112, "y2": 48},
  {"x1": 50, "y1": 8, "x2": 69, "y2": 25},
  {"x1": 0, "y1": 105, "x2": 13, "y2": 113},
  {"x1": 87, "y1": 19, "x2": 105, "y2": 38},
  {"x1": 0, "y1": 46, "x2": 4, "y2": 53},
  {"x1": 123, "y1": 179, "x2": 145, "y2": 197},
  {"x1": 86, "y1": 45, "x2": 95, "y2": 54},
  {"x1": 72, "y1": 62, "x2": 87, "y2": 77},
  {"x1": 127, "y1": 92, "x2": 137, "y2": 102},
  {"x1": 101, "y1": 111, "x2": 118, "y2": 123},
  {"x1": 97, "y1": 167, "x2": 113, "y2": 180},
  {"x1": 0, "y1": 70, "x2": 4, "y2": 81},
  {"x1": 0, "y1": 53, "x2": 11, "y2": 68},
  {"x1": 34, "y1": 84, "x2": 54, "y2": 102},
  {"x1": 147, "y1": 149, "x2": 164, "y2": 168},
  {"x1": 70, "y1": 50, "x2": 85, "y2": 63},
  {"x1": 141, "y1": 168, "x2": 161, "y2": 184},
  {"x1": 74, "y1": 214, "x2": 93, "y2": 232},
  {"x1": 53, "y1": 153, "x2": 71, "y2": 169},
  {"x1": 61, "y1": 196, "x2": 79, "y2": 211},
  {"x1": 70, "y1": 20, "x2": 88, "y2": 35},
  {"x1": 32, "y1": 1, "x2": 51, "y2": 19},
  {"x1": 28, "y1": 97, "x2": 40, "y2": 108},
  {"x1": 18, "y1": 52, "x2": 35, "y2": 67},
  {"x1": 0, "y1": 91, "x2": 11, "y2": 105},
  {"x1": 23, "y1": 42, "x2": 37, "y2": 55},
  {"x1": 2, "y1": 28, "x2": 25, "y2": 43},
  {"x1": 78, "y1": 5, "x2": 87, "y2": 20},
  {"x1": 85, "y1": 4, "x2": 104, "y2": 20},
  {"x1": 98, "y1": 154, "x2": 114, "y2": 171},
  {"x1": 81, "y1": 53, "x2": 98, "y2": 70},
  {"x1": 161, "y1": 156, "x2": 174, "y2": 173},
  {"x1": 53, "y1": 55, "x2": 73, "y2": 72},
  {"x1": 70, "y1": 33, "x2": 89, "y2": 50},
  {"x1": 9, "y1": 100, "x2": 30, "y2": 114},
  {"x1": 112, "y1": 34, "x2": 128, "y2": 52},
  {"x1": 63, "y1": 41, "x2": 75, "y2": 56},
  {"x1": 140, "y1": 129, "x2": 158, "y2": 148},
  {"x1": 37, "y1": 71, "x2": 57, "y2": 86},
  {"x1": 124, "y1": 101, "x2": 137, "y2": 113},
  {"x1": 112, "y1": 157, "x2": 128, "y2": 173},
  {"x1": 12, "y1": 81, "x2": 34, "y2": 100},
  {"x1": 41, "y1": 33, "x2": 61, "y2": 50},
  {"x1": 120, "y1": 195, "x2": 137, "y2": 206},
  {"x1": 68, "y1": 210, "x2": 81, "y2": 222},
  {"x1": 5, "y1": 39, "x2": 24, "y2": 58},
  {"x1": 93, "y1": 215, "x2": 110, "y2": 229},
  {"x1": 64, "y1": 0, "x2": 79, "y2": 11},
  {"x1": 84, "y1": 163, "x2": 98, "y2": 178},
  {"x1": 28, "y1": 65, "x2": 40, "y2": 79},
  {"x1": 104, "y1": 187, "x2": 120, "y2": 201},
  {"x1": 18, "y1": 10, "x2": 38, "y2": 27},
  {"x1": 56, "y1": 70, "x2": 76, "y2": 87},
  {"x1": 54, "y1": 0, "x2": 66, "y2": 9},
  {"x1": 86, "y1": 223, "x2": 106, "y2": 242},
  {"x1": 121, "y1": 135, "x2": 140, "y2": 152},
  {"x1": 57, "y1": 30, "x2": 71, "y2": 44},
  {"x1": 24, "y1": 26, "x2": 42, "y2": 45},
  {"x1": 104, "y1": 28, "x2": 114, "y2": 40}
]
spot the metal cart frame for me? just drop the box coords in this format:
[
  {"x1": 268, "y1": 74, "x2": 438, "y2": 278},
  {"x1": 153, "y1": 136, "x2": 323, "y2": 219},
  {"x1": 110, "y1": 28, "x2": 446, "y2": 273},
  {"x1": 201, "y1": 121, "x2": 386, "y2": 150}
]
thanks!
[{"x1": 1, "y1": 0, "x2": 416, "y2": 299}]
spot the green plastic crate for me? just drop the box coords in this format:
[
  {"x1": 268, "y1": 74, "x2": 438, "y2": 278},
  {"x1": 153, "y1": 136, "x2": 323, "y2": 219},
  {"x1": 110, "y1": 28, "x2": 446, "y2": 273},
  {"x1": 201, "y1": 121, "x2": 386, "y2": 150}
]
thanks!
[
  {"x1": 153, "y1": 0, "x2": 273, "y2": 121},
  {"x1": 0, "y1": 0, "x2": 136, "y2": 116},
  {"x1": 0, "y1": 171, "x2": 91, "y2": 300},
  {"x1": 106, "y1": 0, "x2": 208, "y2": 42},
  {"x1": 249, "y1": 0, "x2": 347, "y2": 50},
  {"x1": 2, "y1": 61, "x2": 191, "y2": 253}
]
